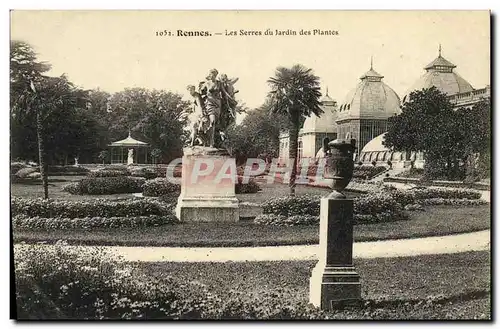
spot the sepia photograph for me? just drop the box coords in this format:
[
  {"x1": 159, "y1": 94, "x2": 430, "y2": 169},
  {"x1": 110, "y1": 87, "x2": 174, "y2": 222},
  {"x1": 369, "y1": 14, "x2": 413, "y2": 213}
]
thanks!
[{"x1": 9, "y1": 10, "x2": 491, "y2": 320}]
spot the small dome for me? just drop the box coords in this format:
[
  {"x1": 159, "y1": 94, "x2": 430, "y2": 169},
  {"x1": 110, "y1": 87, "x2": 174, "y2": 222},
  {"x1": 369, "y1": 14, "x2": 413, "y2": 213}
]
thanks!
[
  {"x1": 302, "y1": 101, "x2": 337, "y2": 134},
  {"x1": 337, "y1": 64, "x2": 401, "y2": 122},
  {"x1": 302, "y1": 88, "x2": 337, "y2": 133},
  {"x1": 403, "y1": 47, "x2": 474, "y2": 101},
  {"x1": 360, "y1": 133, "x2": 389, "y2": 153}
]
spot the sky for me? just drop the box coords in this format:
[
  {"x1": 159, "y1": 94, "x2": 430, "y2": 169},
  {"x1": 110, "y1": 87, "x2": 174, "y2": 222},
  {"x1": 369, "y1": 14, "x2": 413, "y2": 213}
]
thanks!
[{"x1": 10, "y1": 10, "x2": 490, "y2": 122}]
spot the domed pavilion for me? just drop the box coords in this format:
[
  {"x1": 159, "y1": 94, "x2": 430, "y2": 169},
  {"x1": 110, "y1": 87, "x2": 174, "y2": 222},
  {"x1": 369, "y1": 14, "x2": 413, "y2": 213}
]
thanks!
[
  {"x1": 335, "y1": 59, "x2": 401, "y2": 157},
  {"x1": 402, "y1": 45, "x2": 474, "y2": 103}
]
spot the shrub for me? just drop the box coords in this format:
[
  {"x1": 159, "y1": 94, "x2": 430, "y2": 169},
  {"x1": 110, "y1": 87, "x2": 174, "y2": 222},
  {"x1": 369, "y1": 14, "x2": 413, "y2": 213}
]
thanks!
[
  {"x1": 353, "y1": 211, "x2": 409, "y2": 224},
  {"x1": 158, "y1": 193, "x2": 180, "y2": 207},
  {"x1": 397, "y1": 168, "x2": 424, "y2": 179},
  {"x1": 11, "y1": 197, "x2": 172, "y2": 218},
  {"x1": 259, "y1": 192, "x2": 409, "y2": 226},
  {"x1": 129, "y1": 167, "x2": 158, "y2": 179},
  {"x1": 13, "y1": 214, "x2": 178, "y2": 230},
  {"x1": 353, "y1": 165, "x2": 387, "y2": 179},
  {"x1": 261, "y1": 194, "x2": 321, "y2": 217},
  {"x1": 410, "y1": 187, "x2": 481, "y2": 200},
  {"x1": 143, "y1": 178, "x2": 181, "y2": 197},
  {"x1": 235, "y1": 178, "x2": 261, "y2": 194},
  {"x1": 62, "y1": 182, "x2": 82, "y2": 194},
  {"x1": 69, "y1": 177, "x2": 145, "y2": 195},
  {"x1": 15, "y1": 167, "x2": 38, "y2": 179},
  {"x1": 155, "y1": 165, "x2": 182, "y2": 178},
  {"x1": 415, "y1": 198, "x2": 488, "y2": 206},
  {"x1": 27, "y1": 172, "x2": 42, "y2": 179},
  {"x1": 353, "y1": 192, "x2": 403, "y2": 216},
  {"x1": 14, "y1": 244, "x2": 327, "y2": 320},
  {"x1": 254, "y1": 214, "x2": 319, "y2": 226},
  {"x1": 404, "y1": 204, "x2": 425, "y2": 212},
  {"x1": 11, "y1": 162, "x2": 29, "y2": 174},
  {"x1": 87, "y1": 170, "x2": 129, "y2": 178},
  {"x1": 48, "y1": 166, "x2": 90, "y2": 176}
]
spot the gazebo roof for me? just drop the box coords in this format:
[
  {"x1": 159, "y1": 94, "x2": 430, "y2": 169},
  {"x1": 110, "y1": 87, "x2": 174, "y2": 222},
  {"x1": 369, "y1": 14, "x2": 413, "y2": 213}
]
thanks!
[{"x1": 110, "y1": 132, "x2": 148, "y2": 147}]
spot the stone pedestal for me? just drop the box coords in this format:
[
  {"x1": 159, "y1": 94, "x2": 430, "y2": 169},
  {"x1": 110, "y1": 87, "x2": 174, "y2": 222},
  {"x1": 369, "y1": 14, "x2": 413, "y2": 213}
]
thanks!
[
  {"x1": 309, "y1": 191, "x2": 361, "y2": 310},
  {"x1": 175, "y1": 147, "x2": 239, "y2": 222}
]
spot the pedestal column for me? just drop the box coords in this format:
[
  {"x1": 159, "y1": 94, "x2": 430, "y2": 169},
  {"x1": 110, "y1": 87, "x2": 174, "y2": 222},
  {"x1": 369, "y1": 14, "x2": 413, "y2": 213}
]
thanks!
[
  {"x1": 175, "y1": 147, "x2": 239, "y2": 222},
  {"x1": 309, "y1": 191, "x2": 361, "y2": 310}
]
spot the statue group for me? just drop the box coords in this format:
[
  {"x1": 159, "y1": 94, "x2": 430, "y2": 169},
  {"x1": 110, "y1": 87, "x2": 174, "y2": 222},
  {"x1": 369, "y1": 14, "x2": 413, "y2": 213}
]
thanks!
[{"x1": 186, "y1": 69, "x2": 239, "y2": 149}]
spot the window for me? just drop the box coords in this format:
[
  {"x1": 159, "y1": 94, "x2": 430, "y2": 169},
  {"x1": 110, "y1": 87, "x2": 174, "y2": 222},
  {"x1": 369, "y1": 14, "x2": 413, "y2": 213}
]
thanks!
[{"x1": 298, "y1": 141, "x2": 303, "y2": 160}]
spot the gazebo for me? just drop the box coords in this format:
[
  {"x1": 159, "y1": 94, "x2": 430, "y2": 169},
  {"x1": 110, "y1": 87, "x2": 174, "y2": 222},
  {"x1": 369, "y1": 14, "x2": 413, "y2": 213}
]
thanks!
[{"x1": 109, "y1": 132, "x2": 149, "y2": 164}]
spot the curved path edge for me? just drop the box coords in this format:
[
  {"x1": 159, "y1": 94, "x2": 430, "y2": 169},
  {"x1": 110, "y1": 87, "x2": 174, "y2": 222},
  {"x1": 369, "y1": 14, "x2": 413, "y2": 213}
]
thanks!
[{"x1": 14, "y1": 230, "x2": 490, "y2": 263}]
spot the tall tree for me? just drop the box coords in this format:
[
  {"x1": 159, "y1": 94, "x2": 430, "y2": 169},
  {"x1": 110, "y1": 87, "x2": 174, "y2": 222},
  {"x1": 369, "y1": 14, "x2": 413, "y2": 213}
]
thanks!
[
  {"x1": 225, "y1": 99, "x2": 287, "y2": 165},
  {"x1": 383, "y1": 87, "x2": 487, "y2": 180},
  {"x1": 11, "y1": 40, "x2": 86, "y2": 198},
  {"x1": 267, "y1": 64, "x2": 322, "y2": 195},
  {"x1": 106, "y1": 88, "x2": 190, "y2": 163}
]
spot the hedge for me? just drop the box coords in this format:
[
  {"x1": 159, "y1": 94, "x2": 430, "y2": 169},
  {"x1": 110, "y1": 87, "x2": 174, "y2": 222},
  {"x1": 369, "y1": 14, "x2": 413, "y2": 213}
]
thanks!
[
  {"x1": 143, "y1": 178, "x2": 181, "y2": 197},
  {"x1": 14, "y1": 244, "x2": 326, "y2": 320},
  {"x1": 388, "y1": 188, "x2": 482, "y2": 207},
  {"x1": 11, "y1": 197, "x2": 172, "y2": 218},
  {"x1": 87, "y1": 170, "x2": 130, "y2": 178},
  {"x1": 63, "y1": 177, "x2": 145, "y2": 195},
  {"x1": 353, "y1": 165, "x2": 387, "y2": 179},
  {"x1": 236, "y1": 178, "x2": 261, "y2": 194},
  {"x1": 11, "y1": 162, "x2": 29, "y2": 174},
  {"x1": 129, "y1": 167, "x2": 159, "y2": 179},
  {"x1": 415, "y1": 198, "x2": 488, "y2": 207},
  {"x1": 13, "y1": 214, "x2": 177, "y2": 230},
  {"x1": 48, "y1": 166, "x2": 90, "y2": 176}
]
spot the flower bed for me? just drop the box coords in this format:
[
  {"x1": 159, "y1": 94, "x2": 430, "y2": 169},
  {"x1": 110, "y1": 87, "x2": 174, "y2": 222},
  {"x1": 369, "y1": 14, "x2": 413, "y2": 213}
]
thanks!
[
  {"x1": 48, "y1": 166, "x2": 90, "y2": 176},
  {"x1": 236, "y1": 177, "x2": 261, "y2": 194},
  {"x1": 63, "y1": 177, "x2": 145, "y2": 195},
  {"x1": 13, "y1": 214, "x2": 178, "y2": 230},
  {"x1": 14, "y1": 244, "x2": 325, "y2": 320},
  {"x1": 129, "y1": 167, "x2": 158, "y2": 179},
  {"x1": 143, "y1": 178, "x2": 181, "y2": 197},
  {"x1": 11, "y1": 197, "x2": 172, "y2": 218},
  {"x1": 415, "y1": 198, "x2": 488, "y2": 207},
  {"x1": 257, "y1": 192, "x2": 408, "y2": 226},
  {"x1": 87, "y1": 170, "x2": 130, "y2": 178},
  {"x1": 353, "y1": 165, "x2": 387, "y2": 179}
]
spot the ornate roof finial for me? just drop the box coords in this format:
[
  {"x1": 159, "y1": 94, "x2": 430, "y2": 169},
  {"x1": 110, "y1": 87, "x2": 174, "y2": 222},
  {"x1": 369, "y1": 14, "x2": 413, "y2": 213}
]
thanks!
[
  {"x1": 128, "y1": 129, "x2": 131, "y2": 138},
  {"x1": 370, "y1": 55, "x2": 373, "y2": 70},
  {"x1": 326, "y1": 86, "x2": 329, "y2": 96},
  {"x1": 439, "y1": 43, "x2": 442, "y2": 57}
]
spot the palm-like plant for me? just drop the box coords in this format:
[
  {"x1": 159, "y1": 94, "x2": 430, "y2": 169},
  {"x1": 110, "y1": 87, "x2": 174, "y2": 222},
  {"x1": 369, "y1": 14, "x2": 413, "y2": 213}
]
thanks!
[
  {"x1": 267, "y1": 64, "x2": 323, "y2": 195},
  {"x1": 13, "y1": 75, "x2": 84, "y2": 199}
]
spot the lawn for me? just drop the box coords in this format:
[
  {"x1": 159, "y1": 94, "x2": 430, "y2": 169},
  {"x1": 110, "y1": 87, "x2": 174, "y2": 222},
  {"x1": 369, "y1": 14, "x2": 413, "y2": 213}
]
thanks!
[
  {"x1": 137, "y1": 251, "x2": 491, "y2": 319},
  {"x1": 10, "y1": 176, "x2": 137, "y2": 201},
  {"x1": 13, "y1": 205, "x2": 490, "y2": 247}
]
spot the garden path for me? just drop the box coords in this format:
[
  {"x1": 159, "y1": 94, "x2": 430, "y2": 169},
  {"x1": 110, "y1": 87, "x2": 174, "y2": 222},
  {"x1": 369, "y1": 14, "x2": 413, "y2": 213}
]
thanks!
[{"x1": 21, "y1": 229, "x2": 490, "y2": 263}]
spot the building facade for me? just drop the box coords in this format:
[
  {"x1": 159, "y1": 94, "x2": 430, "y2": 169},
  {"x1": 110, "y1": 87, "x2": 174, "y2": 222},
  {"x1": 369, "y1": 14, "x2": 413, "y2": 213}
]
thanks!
[
  {"x1": 358, "y1": 47, "x2": 491, "y2": 168},
  {"x1": 277, "y1": 47, "x2": 490, "y2": 169},
  {"x1": 335, "y1": 61, "x2": 401, "y2": 155},
  {"x1": 278, "y1": 90, "x2": 338, "y2": 163}
]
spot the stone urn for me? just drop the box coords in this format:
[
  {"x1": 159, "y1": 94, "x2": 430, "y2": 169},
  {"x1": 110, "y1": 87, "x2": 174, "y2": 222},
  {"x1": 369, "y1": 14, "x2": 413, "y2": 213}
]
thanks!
[{"x1": 324, "y1": 138, "x2": 357, "y2": 197}]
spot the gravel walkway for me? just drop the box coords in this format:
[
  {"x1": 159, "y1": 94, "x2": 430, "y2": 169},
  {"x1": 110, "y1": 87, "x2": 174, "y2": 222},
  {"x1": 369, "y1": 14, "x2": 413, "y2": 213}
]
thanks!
[{"x1": 17, "y1": 230, "x2": 489, "y2": 263}]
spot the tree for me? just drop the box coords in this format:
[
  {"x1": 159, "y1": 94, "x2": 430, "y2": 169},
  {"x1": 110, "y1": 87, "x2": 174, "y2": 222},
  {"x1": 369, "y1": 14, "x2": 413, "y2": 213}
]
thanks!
[
  {"x1": 384, "y1": 87, "x2": 490, "y2": 181},
  {"x1": 11, "y1": 41, "x2": 88, "y2": 198},
  {"x1": 225, "y1": 99, "x2": 287, "y2": 165},
  {"x1": 454, "y1": 99, "x2": 491, "y2": 181},
  {"x1": 105, "y1": 88, "x2": 190, "y2": 163},
  {"x1": 267, "y1": 64, "x2": 323, "y2": 195}
]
